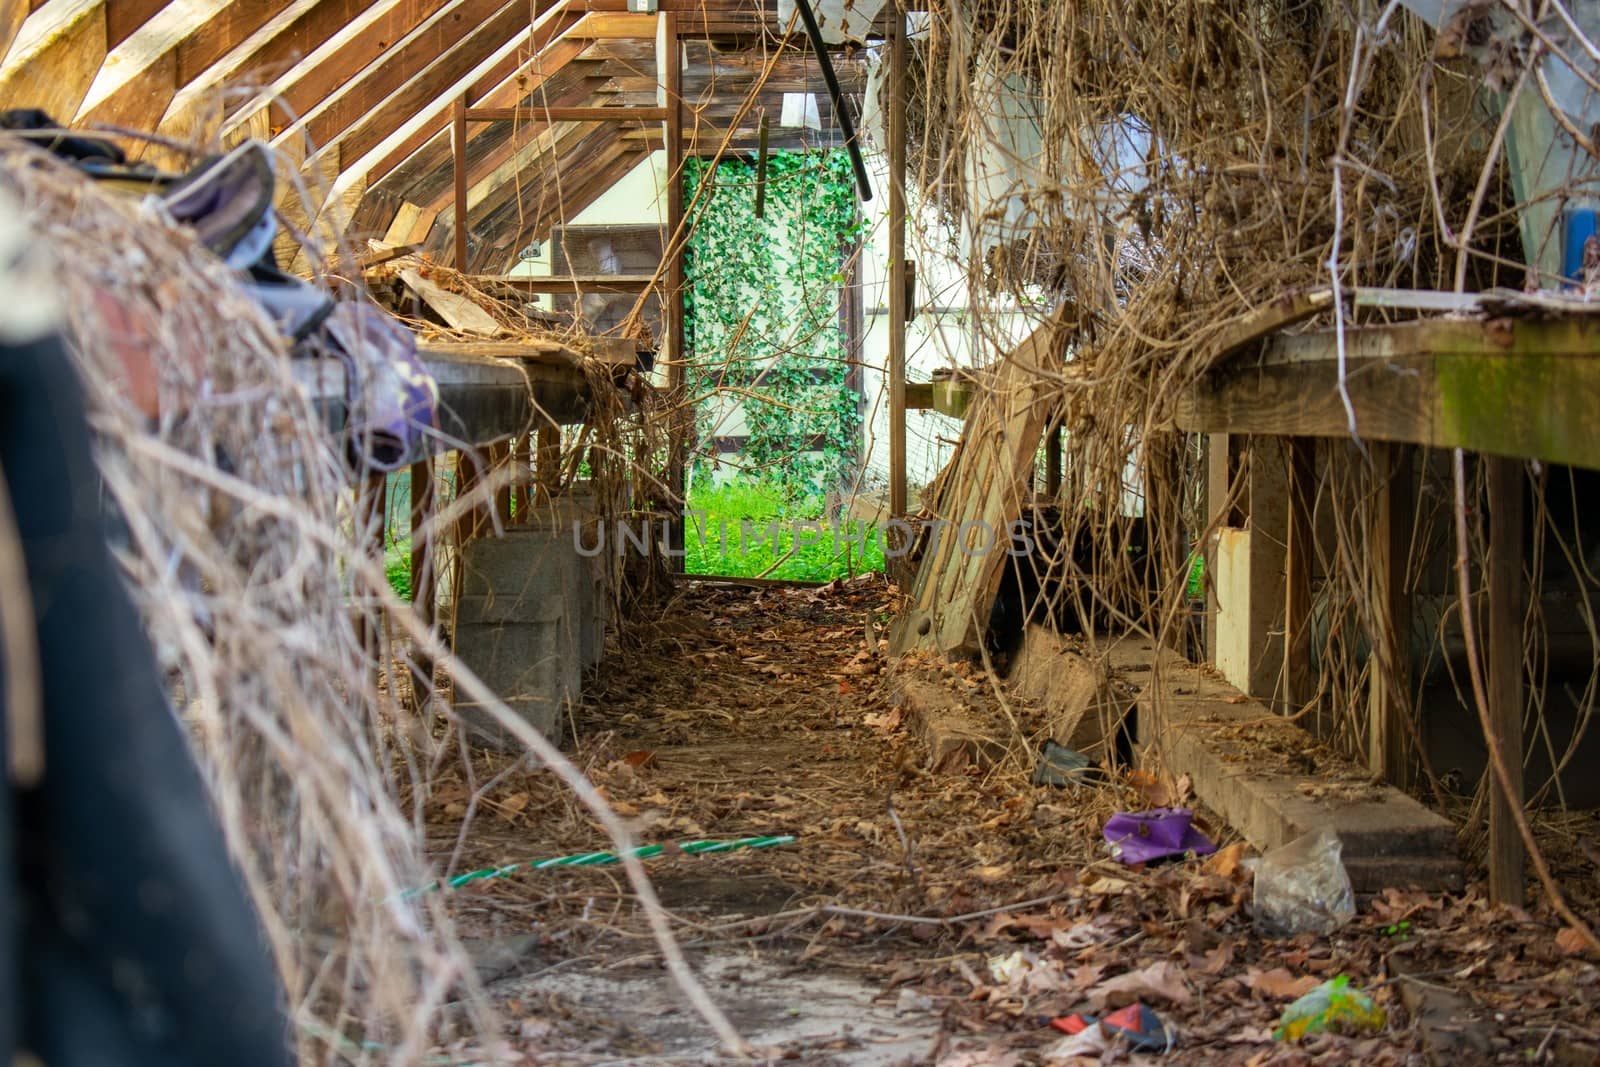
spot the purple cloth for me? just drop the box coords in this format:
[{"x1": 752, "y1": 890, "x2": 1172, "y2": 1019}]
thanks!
[
  {"x1": 320, "y1": 302, "x2": 438, "y2": 471},
  {"x1": 1103, "y1": 807, "x2": 1216, "y2": 865}
]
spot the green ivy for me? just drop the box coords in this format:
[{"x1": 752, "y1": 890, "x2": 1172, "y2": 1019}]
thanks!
[{"x1": 683, "y1": 149, "x2": 862, "y2": 496}]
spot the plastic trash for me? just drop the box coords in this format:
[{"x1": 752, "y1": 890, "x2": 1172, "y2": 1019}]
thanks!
[
  {"x1": 1103, "y1": 808, "x2": 1217, "y2": 865},
  {"x1": 1032, "y1": 741, "x2": 1095, "y2": 787},
  {"x1": 1247, "y1": 828, "x2": 1355, "y2": 937},
  {"x1": 1049, "y1": 1004, "x2": 1176, "y2": 1054},
  {"x1": 1274, "y1": 976, "x2": 1386, "y2": 1040}
]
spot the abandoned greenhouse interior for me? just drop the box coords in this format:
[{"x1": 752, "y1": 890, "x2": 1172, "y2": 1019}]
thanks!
[{"x1": 5, "y1": 0, "x2": 1600, "y2": 1062}]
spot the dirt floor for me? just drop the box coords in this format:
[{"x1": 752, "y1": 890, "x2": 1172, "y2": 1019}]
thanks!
[{"x1": 423, "y1": 577, "x2": 1600, "y2": 1065}]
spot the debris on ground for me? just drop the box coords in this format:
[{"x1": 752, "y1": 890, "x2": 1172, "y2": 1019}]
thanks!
[
  {"x1": 1249, "y1": 828, "x2": 1357, "y2": 937},
  {"x1": 1103, "y1": 807, "x2": 1217, "y2": 865},
  {"x1": 412, "y1": 579, "x2": 1600, "y2": 1063},
  {"x1": 1275, "y1": 976, "x2": 1388, "y2": 1041}
]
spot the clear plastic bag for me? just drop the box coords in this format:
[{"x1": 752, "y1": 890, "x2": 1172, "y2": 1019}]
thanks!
[{"x1": 1247, "y1": 828, "x2": 1355, "y2": 937}]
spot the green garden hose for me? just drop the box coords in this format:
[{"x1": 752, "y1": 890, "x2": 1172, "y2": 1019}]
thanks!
[{"x1": 403, "y1": 835, "x2": 797, "y2": 898}]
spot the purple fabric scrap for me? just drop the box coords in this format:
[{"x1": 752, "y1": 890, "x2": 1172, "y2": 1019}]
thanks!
[{"x1": 1103, "y1": 807, "x2": 1216, "y2": 865}]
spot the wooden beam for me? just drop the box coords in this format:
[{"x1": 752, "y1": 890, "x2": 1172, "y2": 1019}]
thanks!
[
  {"x1": 452, "y1": 94, "x2": 468, "y2": 269},
  {"x1": 255, "y1": 0, "x2": 511, "y2": 154},
  {"x1": 77, "y1": 0, "x2": 295, "y2": 131},
  {"x1": 569, "y1": 11, "x2": 659, "y2": 38},
  {"x1": 465, "y1": 104, "x2": 668, "y2": 122},
  {"x1": 0, "y1": 0, "x2": 108, "y2": 119},
  {"x1": 1, "y1": 0, "x2": 28, "y2": 65},
  {"x1": 1486, "y1": 455, "x2": 1525, "y2": 907},
  {"x1": 482, "y1": 274, "x2": 657, "y2": 294},
  {"x1": 472, "y1": 141, "x2": 646, "y2": 268},
  {"x1": 451, "y1": 121, "x2": 627, "y2": 255},
  {"x1": 360, "y1": 5, "x2": 585, "y2": 190},
  {"x1": 397, "y1": 60, "x2": 604, "y2": 217},
  {"x1": 324, "y1": 1, "x2": 577, "y2": 211},
  {"x1": 887, "y1": 1, "x2": 906, "y2": 517},
  {"x1": 1174, "y1": 317, "x2": 1600, "y2": 472}
]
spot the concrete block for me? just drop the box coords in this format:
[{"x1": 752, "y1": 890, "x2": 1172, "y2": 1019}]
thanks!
[
  {"x1": 452, "y1": 525, "x2": 604, "y2": 749},
  {"x1": 1132, "y1": 646, "x2": 1463, "y2": 893},
  {"x1": 1007, "y1": 625, "x2": 1123, "y2": 756},
  {"x1": 892, "y1": 675, "x2": 1008, "y2": 774}
]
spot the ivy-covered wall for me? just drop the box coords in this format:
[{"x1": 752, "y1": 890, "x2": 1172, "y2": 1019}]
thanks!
[{"x1": 683, "y1": 149, "x2": 862, "y2": 497}]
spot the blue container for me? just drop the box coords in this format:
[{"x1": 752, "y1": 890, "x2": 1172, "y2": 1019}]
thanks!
[{"x1": 1562, "y1": 207, "x2": 1598, "y2": 284}]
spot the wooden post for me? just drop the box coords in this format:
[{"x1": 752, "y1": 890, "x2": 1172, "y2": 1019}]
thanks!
[
  {"x1": 1044, "y1": 416, "x2": 1062, "y2": 497},
  {"x1": 510, "y1": 433, "x2": 530, "y2": 523},
  {"x1": 659, "y1": 11, "x2": 687, "y2": 565},
  {"x1": 452, "y1": 94, "x2": 469, "y2": 271},
  {"x1": 409, "y1": 457, "x2": 436, "y2": 711},
  {"x1": 357, "y1": 473, "x2": 387, "y2": 669},
  {"x1": 456, "y1": 449, "x2": 483, "y2": 547},
  {"x1": 536, "y1": 420, "x2": 560, "y2": 503},
  {"x1": 1486, "y1": 455, "x2": 1525, "y2": 907},
  {"x1": 1284, "y1": 438, "x2": 1316, "y2": 712},
  {"x1": 1368, "y1": 443, "x2": 1415, "y2": 786},
  {"x1": 1204, "y1": 433, "x2": 1230, "y2": 663},
  {"x1": 887, "y1": 1, "x2": 908, "y2": 518},
  {"x1": 489, "y1": 440, "x2": 512, "y2": 529}
]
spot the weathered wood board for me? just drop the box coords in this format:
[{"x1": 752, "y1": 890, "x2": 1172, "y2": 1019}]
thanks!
[
  {"x1": 890, "y1": 313, "x2": 1066, "y2": 657},
  {"x1": 401, "y1": 268, "x2": 503, "y2": 336}
]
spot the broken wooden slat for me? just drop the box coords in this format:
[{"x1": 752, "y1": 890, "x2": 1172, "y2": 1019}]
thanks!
[
  {"x1": 890, "y1": 313, "x2": 1067, "y2": 657},
  {"x1": 400, "y1": 268, "x2": 501, "y2": 336}
]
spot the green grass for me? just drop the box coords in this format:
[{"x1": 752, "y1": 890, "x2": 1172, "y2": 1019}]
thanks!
[
  {"x1": 683, "y1": 480, "x2": 885, "y2": 582},
  {"x1": 379, "y1": 478, "x2": 886, "y2": 598}
]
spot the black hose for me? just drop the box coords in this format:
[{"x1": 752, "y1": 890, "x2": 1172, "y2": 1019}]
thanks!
[{"x1": 791, "y1": 0, "x2": 874, "y2": 202}]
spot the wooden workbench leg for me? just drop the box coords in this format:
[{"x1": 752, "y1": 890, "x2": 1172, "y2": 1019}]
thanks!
[
  {"x1": 409, "y1": 457, "x2": 436, "y2": 713},
  {"x1": 489, "y1": 440, "x2": 511, "y2": 531},
  {"x1": 510, "y1": 433, "x2": 530, "y2": 524},
  {"x1": 357, "y1": 473, "x2": 387, "y2": 678},
  {"x1": 1285, "y1": 438, "x2": 1316, "y2": 713},
  {"x1": 1487, "y1": 455, "x2": 1525, "y2": 907},
  {"x1": 536, "y1": 421, "x2": 560, "y2": 506},
  {"x1": 1203, "y1": 433, "x2": 1231, "y2": 664},
  {"x1": 1368, "y1": 443, "x2": 1415, "y2": 786}
]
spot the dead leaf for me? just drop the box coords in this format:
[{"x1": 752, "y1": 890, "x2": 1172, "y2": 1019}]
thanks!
[
  {"x1": 621, "y1": 750, "x2": 656, "y2": 768},
  {"x1": 1244, "y1": 967, "x2": 1319, "y2": 1000},
  {"x1": 1089, "y1": 961, "x2": 1193, "y2": 1008},
  {"x1": 1555, "y1": 927, "x2": 1591, "y2": 957},
  {"x1": 500, "y1": 792, "x2": 530, "y2": 814},
  {"x1": 1194, "y1": 939, "x2": 1235, "y2": 975},
  {"x1": 1204, "y1": 841, "x2": 1247, "y2": 880}
]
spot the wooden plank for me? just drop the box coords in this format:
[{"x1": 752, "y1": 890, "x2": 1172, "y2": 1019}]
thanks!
[
  {"x1": 887, "y1": 2, "x2": 906, "y2": 517},
  {"x1": 0, "y1": 0, "x2": 106, "y2": 119},
  {"x1": 78, "y1": 0, "x2": 295, "y2": 131},
  {"x1": 360, "y1": 5, "x2": 586, "y2": 190},
  {"x1": 264, "y1": 0, "x2": 519, "y2": 158},
  {"x1": 1174, "y1": 317, "x2": 1600, "y2": 472},
  {"x1": 451, "y1": 94, "x2": 468, "y2": 269},
  {"x1": 1, "y1": 0, "x2": 28, "y2": 64},
  {"x1": 335, "y1": 3, "x2": 579, "y2": 188},
  {"x1": 1486, "y1": 455, "x2": 1525, "y2": 907},
  {"x1": 570, "y1": 11, "x2": 659, "y2": 38},
  {"x1": 103, "y1": 0, "x2": 169, "y2": 47},
  {"x1": 1368, "y1": 443, "x2": 1415, "y2": 786},
  {"x1": 890, "y1": 313, "x2": 1067, "y2": 657},
  {"x1": 904, "y1": 381, "x2": 934, "y2": 410},
  {"x1": 465, "y1": 105, "x2": 668, "y2": 122},
  {"x1": 401, "y1": 268, "x2": 501, "y2": 336}
]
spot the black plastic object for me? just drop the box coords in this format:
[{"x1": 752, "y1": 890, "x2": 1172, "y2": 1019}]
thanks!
[
  {"x1": 0, "y1": 332, "x2": 293, "y2": 1067},
  {"x1": 790, "y1": 0, "x2": 874, "y2": 202}
]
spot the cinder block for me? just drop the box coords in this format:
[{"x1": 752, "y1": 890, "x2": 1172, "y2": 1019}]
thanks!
[{"x1": 452, "y1": 526, "x2": 603, "y2": 749}]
